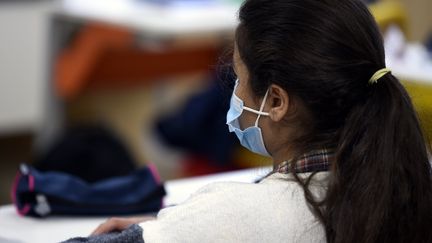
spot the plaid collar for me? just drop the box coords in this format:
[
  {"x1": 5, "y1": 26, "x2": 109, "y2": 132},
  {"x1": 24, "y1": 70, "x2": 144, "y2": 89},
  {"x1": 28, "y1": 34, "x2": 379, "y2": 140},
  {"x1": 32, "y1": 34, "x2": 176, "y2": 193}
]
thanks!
[{"x1": 275, "y1": 149, "x2": 334, "y2": 174}]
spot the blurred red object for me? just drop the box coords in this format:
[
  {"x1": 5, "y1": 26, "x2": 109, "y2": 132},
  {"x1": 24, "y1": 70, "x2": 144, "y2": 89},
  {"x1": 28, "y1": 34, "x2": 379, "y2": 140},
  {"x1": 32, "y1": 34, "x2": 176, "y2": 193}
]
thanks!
[
  {"x1": 179, "y1": 155, "x2": 240, "y2": 177},
  {"x1": 55, "y1": 23, "x2": 219, "y2": 99}
]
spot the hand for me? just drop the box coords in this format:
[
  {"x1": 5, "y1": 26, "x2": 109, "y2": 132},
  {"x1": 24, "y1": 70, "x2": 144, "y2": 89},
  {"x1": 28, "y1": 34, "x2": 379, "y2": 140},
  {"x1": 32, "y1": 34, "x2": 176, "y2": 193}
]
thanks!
[{"x1": 91, "y1": 216, "x2": 156, "y2": 236}]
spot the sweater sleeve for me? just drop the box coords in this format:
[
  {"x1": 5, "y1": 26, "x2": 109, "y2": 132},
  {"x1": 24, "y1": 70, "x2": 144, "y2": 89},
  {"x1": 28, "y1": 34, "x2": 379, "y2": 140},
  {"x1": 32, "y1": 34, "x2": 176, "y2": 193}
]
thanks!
[
  {"x1": 61, "y1": 224, "x2": 144, "y2": 243},
  {"x1": 140, "y1": 182, "x2": 248, "y2": 243},
  {"x1": 140, "y1": 178, "x2": 326, "y2": 243}
]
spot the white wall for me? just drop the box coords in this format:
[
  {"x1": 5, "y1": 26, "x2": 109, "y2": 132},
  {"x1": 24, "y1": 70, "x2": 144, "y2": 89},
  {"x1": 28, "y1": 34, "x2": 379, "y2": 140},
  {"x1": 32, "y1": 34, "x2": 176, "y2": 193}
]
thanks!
[{"x1": 0, "y1": 1, "x2": 53, "y2": 135}]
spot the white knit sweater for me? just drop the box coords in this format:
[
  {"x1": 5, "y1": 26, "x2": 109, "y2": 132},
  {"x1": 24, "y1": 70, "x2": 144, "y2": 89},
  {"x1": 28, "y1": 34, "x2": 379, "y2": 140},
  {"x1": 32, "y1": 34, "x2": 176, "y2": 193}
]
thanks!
[{"x1": 140, "y1": 172, "x2": 329, "y2": 242}]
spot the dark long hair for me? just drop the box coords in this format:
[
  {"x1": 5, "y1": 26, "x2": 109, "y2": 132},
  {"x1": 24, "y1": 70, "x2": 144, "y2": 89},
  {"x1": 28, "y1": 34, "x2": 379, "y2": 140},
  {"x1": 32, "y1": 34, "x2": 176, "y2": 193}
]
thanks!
[{"x1": 235, "y1": 0, "x2": 432, "y2": 242}]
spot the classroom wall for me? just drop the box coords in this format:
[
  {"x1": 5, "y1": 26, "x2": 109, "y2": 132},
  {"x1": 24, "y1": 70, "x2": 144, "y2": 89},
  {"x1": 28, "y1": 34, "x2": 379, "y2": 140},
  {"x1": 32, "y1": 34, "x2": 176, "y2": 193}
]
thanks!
[{"x1": 0, "y1": 2, "x2": 53, "y2": 135}]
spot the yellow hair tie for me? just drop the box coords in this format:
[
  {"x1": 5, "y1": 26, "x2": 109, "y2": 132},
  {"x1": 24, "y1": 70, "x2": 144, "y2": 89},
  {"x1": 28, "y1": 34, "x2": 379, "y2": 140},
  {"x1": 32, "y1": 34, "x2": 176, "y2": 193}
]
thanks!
[{"x1": 369, "y1": 68, "x2": 391, "y2": 84}]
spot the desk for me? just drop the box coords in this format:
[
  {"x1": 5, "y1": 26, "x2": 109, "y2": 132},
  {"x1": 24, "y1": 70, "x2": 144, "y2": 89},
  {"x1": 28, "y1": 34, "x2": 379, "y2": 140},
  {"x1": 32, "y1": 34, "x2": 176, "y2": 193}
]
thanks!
[
  {"x1": 59, "y1": 0, "x2": 240, "y2": 39},
  {"x1": 0, "y1": 166, "x2": 272, "y2": 243}
]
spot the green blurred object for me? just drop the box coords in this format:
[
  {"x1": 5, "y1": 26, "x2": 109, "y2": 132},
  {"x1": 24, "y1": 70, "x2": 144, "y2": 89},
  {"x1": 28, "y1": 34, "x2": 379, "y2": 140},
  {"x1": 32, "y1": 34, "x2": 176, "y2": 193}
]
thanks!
[
  {"x1": 369, "y1": 0, "x2": 409, "y2": 37},
  {"x1": 403, "y1": 81, "x2": 432, "y2": 144}
]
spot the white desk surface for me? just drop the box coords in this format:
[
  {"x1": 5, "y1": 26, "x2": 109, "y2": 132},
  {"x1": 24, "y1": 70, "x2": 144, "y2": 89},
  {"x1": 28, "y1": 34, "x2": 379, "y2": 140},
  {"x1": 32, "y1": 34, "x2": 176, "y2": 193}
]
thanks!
[
  {"x1": 0, "y1": 166, "x2": 272, "y2": 243},
  {"x1": 57, "y1": 0, "x2": 240, "y2": 38}
]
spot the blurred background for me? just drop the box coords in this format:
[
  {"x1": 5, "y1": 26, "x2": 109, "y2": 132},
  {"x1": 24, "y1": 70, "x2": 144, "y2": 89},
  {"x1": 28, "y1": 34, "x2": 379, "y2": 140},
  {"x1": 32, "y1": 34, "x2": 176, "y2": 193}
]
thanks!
[{"x1": 0, "y1": 0, "x2": 432, "y2": 205}]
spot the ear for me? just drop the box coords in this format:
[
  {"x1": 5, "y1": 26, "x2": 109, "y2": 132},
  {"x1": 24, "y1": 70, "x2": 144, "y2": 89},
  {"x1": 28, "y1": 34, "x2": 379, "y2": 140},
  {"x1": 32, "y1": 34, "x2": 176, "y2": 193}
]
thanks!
[{"x1": 267, "y1": 84, "x2": 289, "y2": 122}]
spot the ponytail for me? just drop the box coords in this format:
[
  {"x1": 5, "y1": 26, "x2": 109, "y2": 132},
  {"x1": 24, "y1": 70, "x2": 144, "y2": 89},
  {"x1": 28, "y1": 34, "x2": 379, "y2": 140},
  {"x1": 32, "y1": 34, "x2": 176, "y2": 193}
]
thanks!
[
  {"x1": 235, "y1": 0, "x2": 432, "y2": 241},
  {"x1": 325, "y1": 74, "x2": 432, "y2": 242}
]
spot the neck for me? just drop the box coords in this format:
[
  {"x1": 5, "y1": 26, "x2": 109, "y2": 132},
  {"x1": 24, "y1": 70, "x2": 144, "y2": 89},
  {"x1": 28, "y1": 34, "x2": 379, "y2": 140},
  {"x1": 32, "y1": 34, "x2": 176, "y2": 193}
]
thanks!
[{"x1": 270, "y1": 145, "x2": 296, "y2": 170}]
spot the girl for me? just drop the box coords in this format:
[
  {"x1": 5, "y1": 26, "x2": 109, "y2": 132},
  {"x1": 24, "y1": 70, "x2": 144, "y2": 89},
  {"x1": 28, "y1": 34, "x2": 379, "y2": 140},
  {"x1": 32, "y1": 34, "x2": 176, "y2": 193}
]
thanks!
[{"x1": 91, "y1": 0, "x2": 432, "y2": 242}]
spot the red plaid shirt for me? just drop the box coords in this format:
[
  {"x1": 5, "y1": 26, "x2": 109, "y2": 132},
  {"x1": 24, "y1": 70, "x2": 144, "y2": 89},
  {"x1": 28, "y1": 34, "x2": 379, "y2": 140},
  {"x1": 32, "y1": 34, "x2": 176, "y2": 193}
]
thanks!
[{"x1": 275, "y1": 149, "x2": 334, "y2": 174}]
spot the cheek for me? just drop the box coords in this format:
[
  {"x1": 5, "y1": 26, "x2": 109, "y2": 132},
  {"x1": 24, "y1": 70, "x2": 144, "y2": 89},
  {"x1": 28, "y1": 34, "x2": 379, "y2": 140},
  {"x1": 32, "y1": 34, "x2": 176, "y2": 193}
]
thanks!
[
  {"x1": 235, "y1": 81, "x2": 259, "y2": 129},
  {"x1": 238, "y1": 109, "x2": 257, "y2": 130}
]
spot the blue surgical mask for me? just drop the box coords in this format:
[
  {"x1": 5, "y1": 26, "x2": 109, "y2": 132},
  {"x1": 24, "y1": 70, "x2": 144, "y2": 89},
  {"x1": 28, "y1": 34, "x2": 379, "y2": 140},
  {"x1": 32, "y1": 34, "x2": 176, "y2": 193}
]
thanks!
[{"x1": 226, "y1": 79, "x2": 270, "y2": 156}]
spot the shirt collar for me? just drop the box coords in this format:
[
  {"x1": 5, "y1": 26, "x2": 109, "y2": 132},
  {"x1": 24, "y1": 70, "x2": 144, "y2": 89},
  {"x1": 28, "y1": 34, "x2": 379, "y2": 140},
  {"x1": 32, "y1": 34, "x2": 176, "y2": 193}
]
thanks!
[{"x1": 275, "y1": 148, "x2": 334, "y2": 174}]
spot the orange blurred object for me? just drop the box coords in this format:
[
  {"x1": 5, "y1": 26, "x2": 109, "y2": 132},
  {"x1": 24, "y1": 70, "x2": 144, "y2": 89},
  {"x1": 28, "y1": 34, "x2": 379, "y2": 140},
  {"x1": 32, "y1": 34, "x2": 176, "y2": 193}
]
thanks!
[{"x1": 55, "y1": 23, "x2": 219, "y2": 99}]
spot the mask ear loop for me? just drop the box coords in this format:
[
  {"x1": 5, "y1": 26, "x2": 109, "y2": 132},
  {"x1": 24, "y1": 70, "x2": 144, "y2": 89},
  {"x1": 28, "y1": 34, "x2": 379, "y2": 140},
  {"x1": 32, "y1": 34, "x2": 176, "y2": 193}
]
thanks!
[
  {"x1": 235, "y1": 78, "x2": 270, "y2": 122},
  {"x1": 253, "y1": 88, "x2": 270, "y2": 127}
]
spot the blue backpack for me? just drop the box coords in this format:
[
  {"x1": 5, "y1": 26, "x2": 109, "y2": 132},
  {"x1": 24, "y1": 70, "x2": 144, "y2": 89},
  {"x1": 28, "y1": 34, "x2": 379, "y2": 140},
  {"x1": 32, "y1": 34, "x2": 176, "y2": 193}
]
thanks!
[{"x1": 11, "y1": 164, "x2": 165, "y2": 217}]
